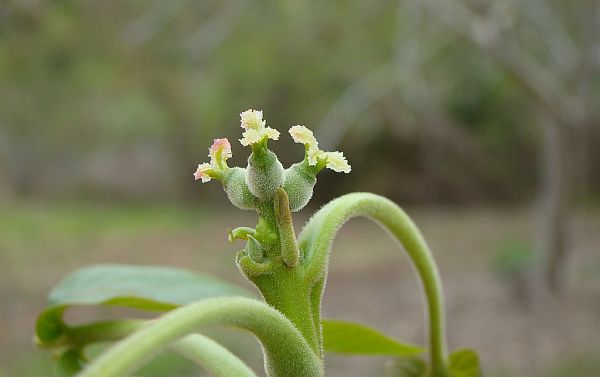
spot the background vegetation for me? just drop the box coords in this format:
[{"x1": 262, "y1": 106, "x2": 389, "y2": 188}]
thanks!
[{"x1": 1, "y1": 1, "x2": 598, "y2": 376}]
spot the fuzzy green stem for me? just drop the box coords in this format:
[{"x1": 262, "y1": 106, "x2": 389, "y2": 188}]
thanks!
[
  {"x1": 59, "y1": 320, "x2": 258, "y2": 377},
  {"x1": 299, "y1": 193, "x2": 449, "y2": 377},
  {"x1": 172, "y1": 334, "x2": 258, "y2": 377},
  {"x1": 77, "y1": 297, "x2": 323, "y2": 377}
]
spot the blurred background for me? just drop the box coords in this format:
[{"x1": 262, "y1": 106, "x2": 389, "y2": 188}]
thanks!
[{"x1": 1, "y1": 0, "x2": 599, "y2": 376}]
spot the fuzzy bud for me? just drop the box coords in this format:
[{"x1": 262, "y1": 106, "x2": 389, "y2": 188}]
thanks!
[
  {"x1": 223, "y1": 167, "x2": 258, "y2": 210},
  {"x1": 246, "y1": 148, "x2": 284, "y2": 201},
  {"x1": 283, "y1": 162, "x2": 317, "y2": 212}
]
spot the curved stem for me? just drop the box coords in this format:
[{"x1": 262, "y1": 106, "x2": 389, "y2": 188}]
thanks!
[
  {"x1": 63, "y1": 320, "x2": 257, "y2": 377},
  {"x1": 77, "y1": 297, "x2": 323, "y2": 377},
  {"x1": 299, "y1": 193, "x2": 449, "y2": 377},
  {"x1": 172, "y1": 334, "x2": 258, "y2": 377}
]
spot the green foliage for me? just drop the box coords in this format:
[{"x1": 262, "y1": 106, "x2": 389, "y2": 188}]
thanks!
[
  {"x1": 449, "y1": 349, "x2": 481, "y2": 377},
  {"x1": 492, "y1": 238, "x2": 535, "y2": 279},
  {"x1": 385, "y1": 357, "x2": 428, "y2": 377},
  {"x1": 36, "y1": 264, "x2": 251, "y2": 345},
  {"x1": 322, "y1": 320, "x2": 424, "y2": 356}
]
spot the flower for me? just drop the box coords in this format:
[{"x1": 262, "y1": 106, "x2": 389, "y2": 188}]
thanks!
[
  {"x1": 209, "y1": 138, "x2": 232, "y2": 166},
  {"x1": 194, "y1": 138, "x2": 233, "y2": 183},
  {"x1": 239, "y1": 109, "x2": 280, "y2": 146},
  {"x1": 194, "y1": 163, "x2": 213, "y2": 183},
  {"x1": 289, "y1": 125, "x2": 351, "y2": 173},
  {"x1": 289, "y1": 125, "x2": 317, "y2": 148}
]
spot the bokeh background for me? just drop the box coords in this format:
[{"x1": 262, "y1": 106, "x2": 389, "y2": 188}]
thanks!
[{"x1": 1, "y1": 1, "x2": 599, "y2": 376}]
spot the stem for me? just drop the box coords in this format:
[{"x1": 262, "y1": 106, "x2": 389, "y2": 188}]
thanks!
[
  {"x1": 172, "y1": 334, "x2": 258, "y2": 377},
  {"x1": 63, "y1": 320, "x2": 257, "y2": 377},
  {"x1": 299, "y1": 193, "x2": 449, "y2": 377},
  {"x1": 77, "y1": 297, "x2": 323, "y2": 377}
]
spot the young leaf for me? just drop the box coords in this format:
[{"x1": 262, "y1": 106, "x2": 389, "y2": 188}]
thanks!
[
  {"x1": 449, "y1": 349, "x2": 481, "y2": 377},
  {"x1": 385, "y1": 357, "x2": 428, "y2": 377},
  {"x1": 322, "y1": 319, "x2": 425, "y2": 356},
  {"x1": 37, "y1": 264, "x2": 253, "y2": 345}
]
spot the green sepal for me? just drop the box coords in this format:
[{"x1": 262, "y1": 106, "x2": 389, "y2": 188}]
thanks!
[{"x1": 322, "y1": 319, "x2": 425, "y2": 356}]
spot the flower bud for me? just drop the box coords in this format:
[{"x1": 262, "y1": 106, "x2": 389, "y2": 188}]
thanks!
[
  {"x1": 246, "y1": 148, "x2": 284, "y2": 201},
  {"x1": 283, "y1": 162, "x2": 317, "y2": 212},
  {"x1": 223, "y1": 167, "x2": 258, "y2": 210}
]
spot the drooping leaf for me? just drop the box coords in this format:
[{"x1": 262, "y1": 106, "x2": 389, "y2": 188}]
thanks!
[
  {"x1": 36, "y1": 264, "x2": 253, "y2": 345},
  {"x1": 322, "y1": 319, "x2": 425, "y2": 356},
  {"x1": 450, "y1": 349, "x2": 481, "y2": 377},
  {"x1": 385, "y1": 356, "x2": 428, "y2": 377}
]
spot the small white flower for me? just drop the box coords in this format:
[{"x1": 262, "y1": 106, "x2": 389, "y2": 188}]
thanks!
[
  {"x1": 324, "y1": 151, "x2": 351, "y2": 173},
  {"x1": 194, "y1": 163, "x2": 213, "y2": 183},
  {"x1": 239, "y1": 109, "x2": 280, "y2": 146},
  {"x1": 289, "y1": 125, "x2": 317, "y2": 147}
]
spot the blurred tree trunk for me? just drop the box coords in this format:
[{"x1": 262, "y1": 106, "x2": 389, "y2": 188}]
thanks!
[
  {"x1": 418, "y1": 0, "x2": 598, "y2": 294},
  {"x1": 537, "y1": 115, "x2": 574, "y2": 293}
]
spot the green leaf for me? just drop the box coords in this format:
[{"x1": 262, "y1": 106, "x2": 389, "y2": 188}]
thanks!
[
  {"x1": 450, "y1": 349, "x2": 481, "y2": 377},
  {"x1": 37, "y1": 264, "x2": 253, "y2": 345},
  {"x1": 53, "y1": 349, "x2": 83, "y2": 377},
  {"x1": 385, "y1": 357, "x2": 428, "y2": 377},
  {"x1": 322, "y1": 319, "x2": 425, "y2": 356}
]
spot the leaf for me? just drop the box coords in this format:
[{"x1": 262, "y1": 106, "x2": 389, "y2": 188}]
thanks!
[
  {"x1": 37, "y1": 264, "x2": 253, "y2": 345},
  {"x1": 385, "y1": 357, "x2": 428, "y2": 377},
  {"x1": 450, "y1": 349, "x2": 481, "y2": 377},
  {"x1": 322, "y1": 319, "x2": 425, "y2": 356},
  {"x1": 53, "y1": 349, "x2": 83, "y2": 377}
]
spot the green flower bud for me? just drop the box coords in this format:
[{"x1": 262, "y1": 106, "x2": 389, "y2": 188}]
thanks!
[
  {"x1": 223, "y1": 167, "x2": 258, "y2": 210},
  {"x1": 246, "y1": 148, "x2": 284, "y2": 201},
  {"x1": 283, "y1": 162, "x2": 317, "y2": 212}
]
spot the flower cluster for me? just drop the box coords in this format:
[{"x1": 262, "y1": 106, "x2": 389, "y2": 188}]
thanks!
[{"x1": 194, "y1": 109, "x2": 351, "y2": 211}]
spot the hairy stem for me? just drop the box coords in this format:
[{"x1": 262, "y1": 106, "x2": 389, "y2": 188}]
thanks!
[
  {"x1": 172, "y1": 334, "x2": 258, "y2": 377},
  {"x1": 62, "y1": 320, "x2": 257, "y2": 377},
  {"x1": 77, "y1": 297, "x2": 323, "y2": 377},
  {"x1": 299, "y1": 193, "x2": 449, "y2": 377}
]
